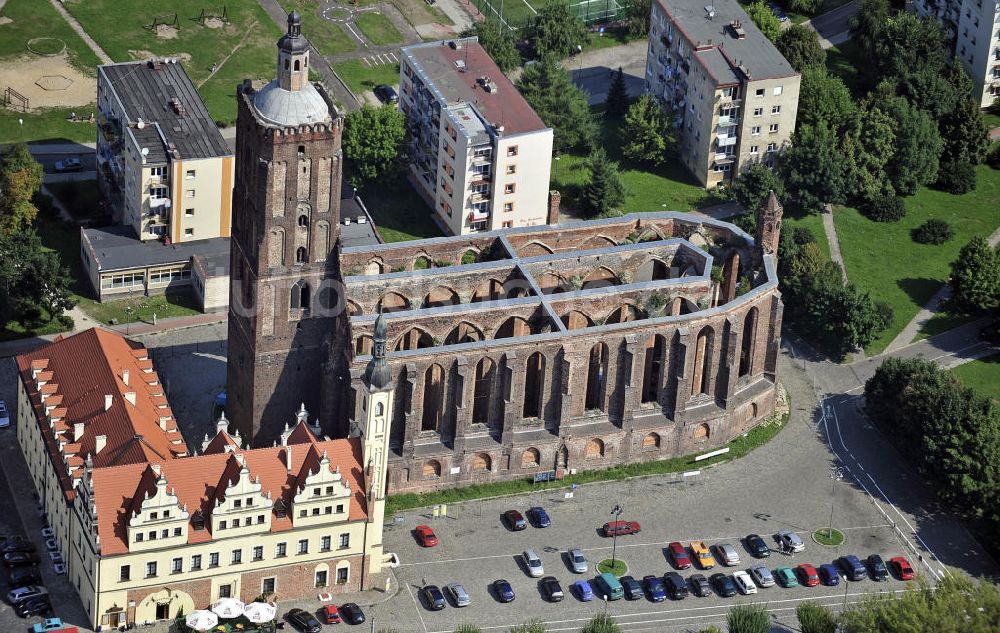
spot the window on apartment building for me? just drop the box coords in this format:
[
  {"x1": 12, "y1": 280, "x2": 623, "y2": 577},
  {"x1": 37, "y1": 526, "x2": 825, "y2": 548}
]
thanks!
[
  {"x1": 311, "y1": 508, "x2": 320, "y2": 516},
  {"x1": 173, "y1": 527, "x2": 181, "y2": 537},
  {"x1": 337, "y1": 567, "x2": 349, "y2": 584},
  {"x1": 504, "y1": 183, "x2": 515, "y2": 194},
  {"x1": 191, "y1": 555, "x2": 202, "y2": 570},
  {"x1": 145, "y1": 562, "x2": 157, "y2": 578},
  {"x1": 712, "y1": 163, "x2": 733, "y2": 173},
  {"x1": 503, "y1": 202, "x2": 513, "y2": 213},
  {"x1": 257, "y1": 514, "x2": 265, "y2": 524},
  {"x1": 502, "y1": 221, "x2": 513, "y2": 228},
  {"x1": 773, "y1": 86, "x2": 783, "y2": 95},
  {"x1": 722, "y1": 86, "x2": 736, "y2": 98},
  {"x1": 276, "y1": 542, "x2": 287, "y2": 557},
  {"x1": 148, "y1": 531, "x2": 156, "y2": 541},
  {"x1": 233, "y1": 499, "x2": 242, "y2": 509},
  {"x1": 218, "y1": 585, "x2": 232, "y2": 599},
  {"x1": 767, "y1": 143, "x2": 777, "y2": 152},
  {"x1": 184, "y1": 228, "x2": 194, "y2": 237},
  {"x1": 315, "y1": 570, "x2": 328, "y2": 588},
  {"x1": 185, "y1": 170, "x2": 196, "y2": 179},
  {"x1": 749, "y1": 145, "x2": 759, "y2": 154},
  {"x1": 135, "y1": 533, "x2": 143, "y2": 542},
  {"x1": 298, "y1": 539, "x2": 309, "y2": 554},
  {"x1": 171, "y1": 558, "x2": 182, "y2": 573},
  {"x1": 336, "y1": 504, "x2": 345, "y2": 513},
  {"x1": 506, "y1": 164, "x2": 516, "y2": 175},
  {"x1": 219, "y1": 520, "x2": 227, "y2": 530},
  {"x1": 753, "y1": 108, "x2": 763, "y2": 116},
  {"x1": 769, "y1": 123, "x2": 779, "y2": 133},
  {"x1": 252, "y1": 546, "x2": 263, "y2": 561},
  {"x1": 751, "y1": 126, "x2": 761, "y2": 136},
  {"x1": 150, "y1": 187, "x2": 168, "y2": 199},
  {"x1": 507, "y1": 145, "x2": 519, "y2": 157},
  {"x1": 299, "y1": 509, "x2": 307, "y2": 518},
  {"x1": 119, "y1": 565, "x2": 130, "y2": 582},
  {"x1": 771, "y1": 105, "x2": 781, "y2": 115},
  {"x1": 150, "y1": 166, "x2": 165, "y2": 177},
  {"x1": 321, "y1": 536, "x2": 332, "y2": 552},
  {"x1": 262, "y1": 578, "x2": 276, "y2": 595},
  {"x1": 755, "y1": 88, "x2": 765, "y2": 97},
  {"x1": 209, "y1": 553, "x2": 220, "y2": 568},
  {"x1": 324, "y1": 506, "x2": 332, "y2": 515},
  {"x1": 231, "y1": 549, "x2": 242, "y2": 565},
  {"x1": 185, "y1": 189, "x2": 195, "y2": 198},
  {"x1": 340, "y1": 533, "x2": 351, "y2": 549}
]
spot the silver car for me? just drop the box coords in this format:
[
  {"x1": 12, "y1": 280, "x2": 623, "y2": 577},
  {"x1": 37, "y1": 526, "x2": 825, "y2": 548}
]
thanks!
[
  {"x1": 0, "y1": 400, "x2": 9, "y2": 428},
  {"x1": 777, "y1": 530, "x2": 805, "y2": 553},
  {"x1": 568, "y1": 548, "x2": 588, "y2": 573},
  {"x1": 444, "y1": 582, "x2": 471, "y2": 607},
  {"x1": 749, "y1": 565, "x2": 775, "y2": 587},
  {"x1": 716, "y1": 543, "x2": 741, "y2": 566},
  {"x1": 523, "y1": 549, "x2": 544, "y2": 577}
]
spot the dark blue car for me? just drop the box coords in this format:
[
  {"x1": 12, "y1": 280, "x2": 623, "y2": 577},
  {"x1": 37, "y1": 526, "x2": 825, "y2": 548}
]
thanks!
[
  {"x1": 528, "y1": 506, "x2": 551, "y2": 528},
  {"x1": 819, "y1": 564, "x2": 841, "y2": 586},
  {"x1": 620, "y1": 575, "x2": 644, "y2": 600},
  {"x1": 643, "y1": 575, "x2": 666, "y2": 602},
  {"x1": 839, "y1": 555, "x2": 867, "y2": 581},
  {"x1": 493, "y1": 578, "x2": 515, "y2": 603}
]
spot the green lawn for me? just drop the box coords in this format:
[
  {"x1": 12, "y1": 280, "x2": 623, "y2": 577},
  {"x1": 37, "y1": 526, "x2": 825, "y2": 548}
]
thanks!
[
  {"x1": 984, "y1": 110, "x2": 1000, "y2": 130},
  {"x1": 949, "y1": 353, "x2": 1000, "y2": 400},
  {"x1": 550, "y1": 115, "x2": 724, "y2": 214},
  {"x1": 0, "y1": 107, "x2": 97, "y2": 144},
  {"x1": 825, "y1": 38, "x2": 868, "y2": 99},
  {"x1": 281, "y1": 0, "x2": 357, "y2": 56},
  {"x1": 355, "y1": 11, "x2": 403, "y2": 46},
  {"x1": 833, "y1": 164, "x2": 1000, "y2": 354},
  {"x1": 63, "y1": 0, "x2": 283, "y2": 126},
  {"x1": 358, "y1": 174, "x2": 442, "y2": 242},
  {"x1": 332, "y1": 59, "x2": 401, "y2": 95},
  {"x1": 783, "y1": 206, "x2": 832, "y2": 262}
]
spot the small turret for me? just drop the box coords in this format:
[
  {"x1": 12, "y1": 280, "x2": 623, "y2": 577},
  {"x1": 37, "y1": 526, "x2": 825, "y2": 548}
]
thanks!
[
  {"x1": 754, "y1": 190, "x2": 783, "y2": 267},
  {"x1": 364, "y1": 311, "x2": 393, "y2": 391}
]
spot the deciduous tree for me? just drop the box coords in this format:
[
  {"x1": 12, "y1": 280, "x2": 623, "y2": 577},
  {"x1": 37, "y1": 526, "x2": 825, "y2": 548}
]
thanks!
[
  {"x1": 621, "y1": 94, "x2": 673, "y2": 165},
  {"x1": 841, "y1": 576, "x2": 1000, "y2": 633},
  {"x1": 797, "y1": 67, "x2": 855, "y2": 133},
  {"x1": 744, "y1": 0, "x2": 781, "y2": 42},
  {"x1": 776, "y1": 25, "x2": 826, "y2": 71},
  {"x1": 950, "y1": 236, "x2": 1000, "y2": 313},
  {"x1": 525, "y1": 3, "x2": 588, "y2": 58},
  {"x1": 342, "y1": 104, "x2": 408, "y2": 187},
  {"x1": 876, "y1": 95, "x2": 942, "y2": 195},
  {"x1": 621, "y1": 0, "x2": 651, "y2": 38},
  {"x1": 727, "y1": 603, "x2": 769, "y2": 633},
  {"x1": 729, "y1": 163, "x2": 786, "y2": 214},
  {"x1": 0, "y1": 143, "x2": 44, "y2": 235},
  {"x1": 783, "y1": 123, "x2": 849, "y2": 212},
  {"x1": 0, "y1": 229, "x2": 76, "y2": 331},
  {"x1": 581, "y1": 614, "x2": 621, "y2": 633},
  {"x1": 462, "y1": 19, "x2": 521, "y2": 72},
  {"x1": 797, "y1": 602, "x2": 838, "y2": 633}
]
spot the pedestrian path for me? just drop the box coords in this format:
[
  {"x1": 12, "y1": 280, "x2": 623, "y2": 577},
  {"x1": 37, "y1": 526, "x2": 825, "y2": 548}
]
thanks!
[
  {"x1": 46, "y1": 0, "x2": 112, "y2": 64},
  {"x1": 822, "y1": 209, "x2": 849, "y2": 282}
]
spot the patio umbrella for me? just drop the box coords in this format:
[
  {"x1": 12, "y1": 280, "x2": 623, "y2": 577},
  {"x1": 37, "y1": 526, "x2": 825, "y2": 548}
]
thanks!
[
  {"x1": 185, "y1": 610, "x2": 219, "y2": 631},
  {"x1": 210, "y1": 597, "x2": 246, "y2": 619},
  {"x1": 243, "y1": 601, "x2": 277, "y2": 623}
]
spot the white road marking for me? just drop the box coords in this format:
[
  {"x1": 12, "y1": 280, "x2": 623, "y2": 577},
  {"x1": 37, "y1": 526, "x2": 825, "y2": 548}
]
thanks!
[
  {"x1": 403, "y1": 580, "x2": 430, "y2": 633},
  {"x1": 520, "y1": 0, "x2": 539, "y2": 14},
  {"x1": 344, "y1": 22, "x2": 366, "y2": 45}
]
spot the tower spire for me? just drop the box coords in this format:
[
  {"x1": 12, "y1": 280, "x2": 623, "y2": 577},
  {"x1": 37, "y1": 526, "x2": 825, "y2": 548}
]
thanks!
[{"x1": 364, "y1": 310, "x2": 392, "y2": 391}]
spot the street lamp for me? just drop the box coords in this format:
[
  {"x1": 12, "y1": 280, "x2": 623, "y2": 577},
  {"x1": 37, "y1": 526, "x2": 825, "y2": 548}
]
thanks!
[
  {"x1": 828, "y1": 465, "x2": 844, "y2": 540},
  {"x1": 609, "y1": 503, "x2": 624, "y2": 569}
]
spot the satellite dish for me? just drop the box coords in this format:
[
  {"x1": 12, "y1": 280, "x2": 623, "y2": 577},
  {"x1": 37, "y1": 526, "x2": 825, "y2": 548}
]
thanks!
[
  {"x1": 141, "y1": 147, "x2": 149, "y2": 156},
  {"x1": 137, "y1": 119, "x2": 145, "y2": 129}
]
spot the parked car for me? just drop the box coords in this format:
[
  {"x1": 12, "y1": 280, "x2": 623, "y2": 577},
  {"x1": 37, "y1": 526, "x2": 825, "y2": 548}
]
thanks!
[
  {"x1": 523, "y1": 549, "x2": 544, "y2": 577},
  {"x1": 749, "y1": 564, "x2": 775, "y2": 588},
  {"x1": 595, "y1": 572, "x2": 624, "y2": 600},
  {"x1": 53, "y1": 158, "x2": 83, "y2": 173},
  {"x1": 643, "y1": 574, "x2": 666, "y2": 602},
  {"x1": 373, "y1": 84, "x2": 399, "y2": 104},
  {"x1": 503, "y1": 510, "x2": 527, "y2": 531},
  {"x1": 421, "y1": 584, "x2": 446, "y2": 610},
  {"x1": 710, "y1": 573, "x2": 738, "y2": 597},
  {"x1": 444, "y1": 582, "x2": 471, "y2": 607},
  {"x1": 17, "y1": 595, "x2": 52, "y2": 618},
  {"x1": 769, "y1": 2, "x2": 788, "y2": 21},
  {"x1": 796, "y1": 563, "x2": 820, "y2": 587},
  {"x1": 568, "y1": 548, "x2": 588, "y2": 573},
  {"x1": 690, "y1": 540, "x2": 717, "y2": 569},
  {"x1": 839, "y1": 555, "x2": 867, "y2": 581},
  {"x1": 667, "y1": 541, "x2": 693, "y2": 569},
  {"x1": 774, "y1": 566, "x2": 798, "y2": 588},
  {"x1": 8, "y1": 566, "x2": 42, "y2": 588},
  {"x1": 541, "y1": 576, "x2": 564, "y2": 602},
  {"x1": 286, "y1": 608, "x2": 322, "y2": 633},
  {"x1": 0, "y1": 400, "x2": 9, "y2": 428},
  {"x1": 572, "y1": 579, "x2": 595, "y2": 601},
  {"x1": 620, "y1": 575, "x2": 644, "y2": 600},
  {"x1": 33, "y1": 618, "x2": 79, "y2": 633},
  {"x1": 321, "y1": 604, "x2": 341, "y2": 624},
  {"x1": 867, "y1": 554, "x2": 889, "y2": 581},
  {"x1": 413, "y1": 524, "x2": 438, "y2": 547},
  {"x1": 733, "y1": 570, "x2": 758, "y2": 595},
  {"x1": 494, "y1": 578, "x2": 515, "y2": 603},
  {"x1": 528, "y1": 506, "x2": 551, "y2": 528},
  {"x1": 716, "y1": 543, "x2": 741, "y2": 566},
  {"x1": 889, "y1": 556, "x2": 915, "y2": 580},
  {"x1": 689, "y1": 573, "x2": 712, "y2": 597},
  {"x1": 7, "y1": 585, "x2": 47, "y2": 605},
  {"x1": 664, "y1": 571, "x2": 689, "y2": 599},
  {"x1": 777, "y1": 530, "x2": 805, "y2": 553},
  {"x1": 340, "y1": 602, "x2": 365, "y2": 625},
  {"x1": 602, "y1": 520, "x2": 640, "y2": 536},
  {"x1": 745, "y1": 534, "x2": 771, "y2": 558},
  {"x1": 1, "y1": 540, "x2": 36, "y2": 553},
  {"x1": 3, "y1": 551, "x2": 40, "y2": 567},
  {"x1": 819, "y1": 563, "x2": 840, "y2": 586}
]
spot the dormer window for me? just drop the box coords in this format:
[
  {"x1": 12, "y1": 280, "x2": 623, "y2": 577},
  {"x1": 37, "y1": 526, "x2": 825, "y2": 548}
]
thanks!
[
  {"x1": 275, "y1": 499, "x2": 287, "y2": 519},
  {"x1": 192, "y1": 510, "x2": 205, "y2": 530}
]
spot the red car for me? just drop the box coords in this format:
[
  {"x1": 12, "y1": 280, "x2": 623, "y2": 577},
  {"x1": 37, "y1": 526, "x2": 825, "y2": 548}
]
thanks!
[
  {"x1": 889, "y1": 556, "x2": 915, "y2": 580},
  {"x1": 414, "y1": 524, "x2": 439, "y2": 547},
  {"x1": 321, "y1": 604, "x2": 341, "y2": 624},
  {"x1": 602, "y1": 521, "x2": 641, "y2": 537},
  {"x1": 667, "y1": 542, "x2": 692, "y2": 569},
  {"x1": 796, "y1": 563, "x2": 820, "y2": 587}
]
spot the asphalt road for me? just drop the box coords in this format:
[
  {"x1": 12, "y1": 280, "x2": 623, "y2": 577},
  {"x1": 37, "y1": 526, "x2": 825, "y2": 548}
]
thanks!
[{"x1": 802, "y1": 0, "x2": 859, "y2": 47}]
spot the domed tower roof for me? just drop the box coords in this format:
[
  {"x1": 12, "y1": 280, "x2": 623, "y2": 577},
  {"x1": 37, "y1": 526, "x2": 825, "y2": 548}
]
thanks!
[
  {"x1": 364, "y1": 311, "x2": 393, "y2": 391},
  {"x1": 278, "y1": 10, "x2": 309, "y2": 54}
]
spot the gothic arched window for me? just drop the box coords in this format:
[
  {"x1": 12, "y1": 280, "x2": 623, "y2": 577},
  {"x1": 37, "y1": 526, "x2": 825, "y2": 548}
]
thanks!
[
  {"x1": 296, "y1": 247, "x2": 307, "y2": 264},
  {"x1": 291, "y1": 280, "x2": 310, "y2": 310}
]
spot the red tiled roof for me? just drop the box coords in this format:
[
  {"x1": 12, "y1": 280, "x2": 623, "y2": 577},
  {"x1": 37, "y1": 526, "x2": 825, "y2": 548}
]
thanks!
[
  {"x1": 405, "y1": 40, "x2": 548, "y2": 135},
  {"x1": 90, "y1": 427, "x2": 367, "y2": 555},
  {"x1": 15, "y1": 328, "x2": 188, "y2": 501}
]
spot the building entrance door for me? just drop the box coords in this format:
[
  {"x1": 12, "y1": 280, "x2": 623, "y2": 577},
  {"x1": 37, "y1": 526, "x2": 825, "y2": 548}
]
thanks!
[{"x1": 155, "y1": 602, "x2": 169, "y2": 620}]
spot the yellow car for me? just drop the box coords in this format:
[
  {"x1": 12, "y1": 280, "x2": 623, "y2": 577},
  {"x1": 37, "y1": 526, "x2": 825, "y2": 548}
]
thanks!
[{"x1": 690, "y1": 540, "x2": 717, "y2": 569}]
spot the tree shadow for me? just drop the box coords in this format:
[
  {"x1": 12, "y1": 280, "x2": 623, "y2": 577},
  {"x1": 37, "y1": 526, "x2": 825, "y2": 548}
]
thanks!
[{"x1": 897, "y1": 277, "x2": 945, "y2": 307}]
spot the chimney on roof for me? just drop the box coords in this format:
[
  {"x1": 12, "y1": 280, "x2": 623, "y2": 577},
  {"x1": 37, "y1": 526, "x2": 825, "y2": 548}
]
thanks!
[
  {"x1": 122, "y1": 368, "x2": 130, "y2": 387},
  {"x1": 285, "y1": 445, "x2": 293, "y2": 473},
  {"x1": 124, "y1": 392, "x2": 137, "y2": 406},
  {"x1": 151, "y1": 464, "x2": 161, "y2": 475},
  {"x1": 74, "y1": 422, "x2": 85, "y2": 443},
  {"x1": 95, "y1": 435, "x2": 107, "y2": 454},
  {"x1": 104, "y1": 394, "x2": 113, "y2": 411}
]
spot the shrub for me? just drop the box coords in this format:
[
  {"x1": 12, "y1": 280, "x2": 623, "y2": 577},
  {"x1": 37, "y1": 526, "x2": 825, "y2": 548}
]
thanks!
[
  {"x1": 936, "y1": 158, "x2": 977, "y2": 194},
  {"x1": 912, "y1": 218, "x2": 954, "y2": 245},
  {"x1": 797, "y1": 601, "x2": 837, "y2": 633},
  {"x1": 461, "y1": 250, "x2": 478, "y2": 265},
  {"x1": 862, "y1": 193, "x2": 906, "y2": 222},
  {"x1": 986, "y1": 144, "x2": 1000, "y2": 169},
  {"x1": 726, "y1": 603, "x2": 770, "y2": 633}
]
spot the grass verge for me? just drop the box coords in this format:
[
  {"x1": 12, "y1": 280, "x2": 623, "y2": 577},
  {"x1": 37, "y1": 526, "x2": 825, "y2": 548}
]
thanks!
[
  {"x1": 812, "y1": 528, "x2": 846, "y2": 547},
  {"x1": 355, "y1": 11, "x2": 403, "y2": 46},
  {"x1": 385, "y1": 407, "x2": 790, "y2": 515},
  {"x1": 832, "y1": 163, "x2": 1000, "y2": 354},
  {"x1": 358, "y1": 174, "x2": 442, "y2": 242},
  {"x1": 0, "y1": 0, "x2": 101, "y2": 70},
  {"x1": 597, "y1": 559, "x2": 628, "y2": 576},
  {"x1": 332, "y1": 59, "x2": 401, "y2": 96},
  {"x1": 45, "y1": 180, "x2": 105, "y2": 221},
  {"x1": 949, "y1": 353, "x2": 1000, "y2": 401},
  {"x1": 824, "y1": 38, "x2": 868, "y2": 99}
]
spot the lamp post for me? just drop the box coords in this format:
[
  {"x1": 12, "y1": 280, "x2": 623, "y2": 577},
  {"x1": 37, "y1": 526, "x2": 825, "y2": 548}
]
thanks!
[
  {"x1": 828, "y1": 465, "x2": 844, "y2": 540},
  {"x1": 610, "y1": 503, "x2": 623, "y2": 569}
]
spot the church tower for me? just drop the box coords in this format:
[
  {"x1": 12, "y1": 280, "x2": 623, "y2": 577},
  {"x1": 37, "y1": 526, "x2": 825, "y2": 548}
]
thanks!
[
  {"x1": 226, "y1": 11, "x2": 347, "y2": 446},
  {"x1": 357, "y1": 312, "x2": 394, "y2": 579}
]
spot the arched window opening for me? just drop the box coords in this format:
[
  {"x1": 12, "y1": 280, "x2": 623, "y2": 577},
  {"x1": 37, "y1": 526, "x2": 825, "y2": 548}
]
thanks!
[
  {"x1": 495, "y1": 316, "x2": 531, "y2": 339},
  {"x1": 377, "y1": 292, "x2": 410, "y2": 313},
  {"x1": 298, "y1": 214, "x2": 309, "y2": 227},
  {"x1": 642, "y1": 432, "x2": 660, "y2": 451},
  {"x1": 290, "y1": 280, "x2": 310, "y2": 310},
  {"x1": 637, "y1": 258, "x2": 669, "y2": 282},
  {"x1": 424, "y1": 286, "x2": 460, "y2": 308},
  {"x1": 421, "y1": 460, "x2": 441, "y2": 479},
  {"x1": 472, "y1": 279, "x2": 504, "y2": 302},
  {"x1": 584, "y1": 438, "x2": 604, "y2": 459},
  {"x1": 520, "y1": 447, "x2": 540, "y2": 468},
  {"x1": 295, "y1": 246, "x2": 307, "y2": 263},
  {"x1": 445, "y1": 322, "x2": 483, "y2": 345},
  {"x1": 293, "y1": 59, "x2": 301, "y2": 71},
  {"x1": 394, "y1": 328, "x2": 433, "y2": 352},
  {"x1": 606, "y1": 304, "x2": 641, "y2": 324},
  {"x1": 374, "y1": 402, "x2": 384, "y2": 417},
  {"x1": 561, "y1": 310, "x2": 593, "y2": 330},
  {"x1": 354, "y1": 335, "x2": 373, "y2": 356},
  {"x1": 581, "y1": 267, "x2": 619, "y2": 290},
  {"x1": 522, "y1": 352, "x2": 545, "y2": 418},
  {"x1": 739, "y1": 307, "x2": 758, "y2": 377},
  {"x1": 694, "y1": 423, "x2": 710, "y2": 440},
  {"x1": 691, "y1": 326, "x2": 714, "y2": 396},
  {"x1": 472, "y1": 358, "x2": 495, "y2": 425},
  {"x1": 421, "y1": 364, "x2": 445, "y2": 432},
  {"x1": 641, "y1": 335, "x2": 665, "y2": 404},
  {"x1": 472, "y1": 453, "x2": 491, "y2": 472},
  {"x1": 585, "y1": 343, "x2": 608, "y2": 411}
]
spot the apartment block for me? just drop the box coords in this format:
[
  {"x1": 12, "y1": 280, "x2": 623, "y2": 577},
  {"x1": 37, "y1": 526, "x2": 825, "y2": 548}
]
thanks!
[
  {"x1": 645, "y1": 0, "x2": 800, "y2": 188},
  {"x1": 399, "y1": 38, "x2": 555, "y2": 235},
  {"x1": 915, "y1": 0, "x2": 1000, "y2": 107}
]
